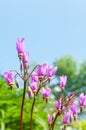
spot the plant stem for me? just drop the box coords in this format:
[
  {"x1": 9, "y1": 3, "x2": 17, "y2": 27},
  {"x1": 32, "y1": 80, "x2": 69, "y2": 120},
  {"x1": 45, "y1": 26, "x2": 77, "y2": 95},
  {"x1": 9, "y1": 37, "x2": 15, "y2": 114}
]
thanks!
[
  {"x1": 29, "y1": 65, "x2": 39, "y2": 77},
  {"x1": 52, "y1": 112, "x2": 60, "y2": 130},
  {"x1": 30, "y1": 95, "x2": 36, "y2": 130},
  {"x1": 12, "y1": 70, "x2": 24, "y2": 80},
  {"x1": 48, "y1": 125, "x2": 52, "y2": 130},
  {"x1": 52, "y1": 115, "x2": 57, "y2": 130},
  {"x1": 30, "y1": 88, "x2": 40, "y2": 130},
  {"x1": 20, "y1": 80, "x2": 26, "y2": 130}
]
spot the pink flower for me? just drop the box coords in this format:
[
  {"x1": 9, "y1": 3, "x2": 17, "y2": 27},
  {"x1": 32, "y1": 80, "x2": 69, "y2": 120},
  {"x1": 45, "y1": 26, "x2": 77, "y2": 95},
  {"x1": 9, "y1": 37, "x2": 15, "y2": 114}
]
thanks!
[
  {"x1": 55, "y1": 100, "x2": 62, "y2": 112},
  {"x1": 28, "y1": 89, "x2": 32, "y2": 99},
  {"x1": 4, "y1": 72, "x2": 14, "y2": 87},
  {"x1": 48, "y1": 114, "x2": 53, "y2": 124},
  {"x1": 23, "y1": 52, "x2": 29, "y2": 64},
  {"x1": 42, "y1": 87, "x2": 51, "y2": 100},
  {"x1": 30, "y1": 72, "x2": 38, "y2": 82},
  {"x1": 63, "y1": 112, "x2": 70, "y2": 125},
  {"x1": 79, "y1": 93, "x2": 86, "y2": 109},
  {"x1": 70, "y1": 103, "x2": 78, "y2": 118},
  {"x1": 30, "y1": 81, "x2": 37, "y2": 94},
  {"x1": 37, "y1": 63, "x2": 48, "y2": 80},
  {"x1": 46, "y1": 66, "x2": 57, "y2": 80},
  {"x1": 37, "y1": 63, "x2": 57, "y2": 81},
  {"x1": 16, "y1": 38, "x2": 25, "y2": 59},
  {"x1": 59, "y1": 75, "x2": 67, "y2": 91}
]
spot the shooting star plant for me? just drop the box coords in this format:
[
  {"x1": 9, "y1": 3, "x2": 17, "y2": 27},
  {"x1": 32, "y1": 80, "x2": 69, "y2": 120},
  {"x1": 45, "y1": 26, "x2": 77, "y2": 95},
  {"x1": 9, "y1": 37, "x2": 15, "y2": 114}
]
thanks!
[
  {"x1": 3, "y1": 38, "x2": 57, "y2": 130},
  {"x1": 3, "y1": 38, "x2": 86, "y2": 130}
]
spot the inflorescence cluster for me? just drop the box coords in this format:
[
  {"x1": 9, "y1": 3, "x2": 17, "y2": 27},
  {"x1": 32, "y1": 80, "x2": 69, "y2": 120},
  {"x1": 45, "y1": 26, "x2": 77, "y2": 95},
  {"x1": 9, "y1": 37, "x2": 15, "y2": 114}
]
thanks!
[{"x1": 4, "y1": 38, "x2": 86, "y2": 130}]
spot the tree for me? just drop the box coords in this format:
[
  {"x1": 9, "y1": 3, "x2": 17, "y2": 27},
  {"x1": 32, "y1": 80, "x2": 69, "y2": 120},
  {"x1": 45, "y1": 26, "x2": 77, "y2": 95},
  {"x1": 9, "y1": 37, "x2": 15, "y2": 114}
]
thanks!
[{"x1": 75, "y1": 61, "x2": 86, "y2": 94}]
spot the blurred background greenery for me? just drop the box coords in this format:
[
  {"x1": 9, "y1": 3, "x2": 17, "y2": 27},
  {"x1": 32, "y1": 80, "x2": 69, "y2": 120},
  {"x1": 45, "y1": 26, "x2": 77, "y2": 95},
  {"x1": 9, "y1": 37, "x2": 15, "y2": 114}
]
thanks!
[{"x1": 0, "y1": 55, "x2": 86, "y2": 130}]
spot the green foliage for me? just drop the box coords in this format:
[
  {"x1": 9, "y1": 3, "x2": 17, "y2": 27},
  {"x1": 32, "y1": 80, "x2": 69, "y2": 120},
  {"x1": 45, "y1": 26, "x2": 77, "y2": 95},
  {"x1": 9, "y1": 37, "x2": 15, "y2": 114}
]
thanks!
[
  {"x1": 81, "y1": 120, "x2": 86, "y2": 130},
  {"x1": 0, "y1": 78, "x2": 55, "y2": 130},
  {"x1": 75, "y1": 61, "x2": 86, "y2": 94},
  {"x1": 54, "y1": 55, "x2": 77, "y2": 78},
  {"x1": 0, "y1": 78, "x2": 67, "y2": 130}
]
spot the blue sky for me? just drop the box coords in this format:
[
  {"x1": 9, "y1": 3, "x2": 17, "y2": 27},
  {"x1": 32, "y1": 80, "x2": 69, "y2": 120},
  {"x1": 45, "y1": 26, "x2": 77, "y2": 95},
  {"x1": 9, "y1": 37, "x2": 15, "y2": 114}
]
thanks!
[{"x1": 0, "y1": 0, "x2": 86, "y2": 73}]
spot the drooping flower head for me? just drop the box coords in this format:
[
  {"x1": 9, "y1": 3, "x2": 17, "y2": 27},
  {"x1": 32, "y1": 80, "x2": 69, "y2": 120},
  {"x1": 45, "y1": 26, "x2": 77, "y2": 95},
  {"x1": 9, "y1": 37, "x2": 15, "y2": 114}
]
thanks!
[
  {"x1": 70, "y1": 103, "x2": 78, "y2": 120},
  {"x1": 28, "y1": 88, "x2": 33, "y2": 99},
  {"x1": 48, "y1": 114, "x2": 53, "y2": 124},
  {"x1": 30, "y1": 81, "x2": 37, "y2": 95},
  {"x1": 68, "y1": 109, "x2": 74, "y2": 123},
  {"x1": 55, "y1": 99, "x2": 62, "y2": 112},
  {"x1": 16, "y1": 38, "x2": 25, "y2": 59},
  {"x1": 37, "y1": 63, "x2": 48, "y2": 80},
  {"x1": 63, "y1": 112, "x2": 70, "y2": 127},
  {"x1": 37, "y1": 63, "x2": 57, "y2": 81},
  {"x1": 79, "y1": 93, "x2": 86, "y2": 110},
  {"x1": 42, "y1": 87, "x2": 51, "y2": 101},
  {"x1": 4, "y1": 72, "x2": 14, "y2": 87},
  {"x1": 30, "y1": 71, "x2": 38, "y2": 82},
  {"x1": 46, "y1": 66, "x2": 57, "y2": 81},
  {"x1": 59, "y1": 75, "x2": 67, "y2": 91},
  {"x1": 23, "y1": 51, "x2": 29, "y2": 65}
]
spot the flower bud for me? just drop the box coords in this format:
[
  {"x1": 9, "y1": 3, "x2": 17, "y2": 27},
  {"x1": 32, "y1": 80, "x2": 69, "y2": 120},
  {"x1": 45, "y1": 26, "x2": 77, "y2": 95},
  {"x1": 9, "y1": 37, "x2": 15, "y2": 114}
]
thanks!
[
  {"x1": 16, "y1": 38, "x2": 25, "y2": 59},
  {"x1": 4, "y1": 72, "x2": 14, "y2": 88}
]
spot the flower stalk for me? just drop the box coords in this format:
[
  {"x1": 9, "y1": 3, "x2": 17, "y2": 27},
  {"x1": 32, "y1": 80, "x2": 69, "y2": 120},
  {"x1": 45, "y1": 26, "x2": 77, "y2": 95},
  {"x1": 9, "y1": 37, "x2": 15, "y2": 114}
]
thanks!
[
  {"x1": 20, "y1": 80, "x2": 27, "y2": 130},
  {"x1": 30, "y1": 95, "x2": 36, "y2": 130},
  {"x1": 29, "y1": 87, "x2": 40, "y2": 130}
]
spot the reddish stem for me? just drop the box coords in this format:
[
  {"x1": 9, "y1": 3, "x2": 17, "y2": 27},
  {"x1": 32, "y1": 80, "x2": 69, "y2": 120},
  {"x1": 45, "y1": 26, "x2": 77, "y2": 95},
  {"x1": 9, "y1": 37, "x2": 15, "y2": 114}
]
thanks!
[
  {"x1": 30, "y1": 95, "x2": 36, "y2": 130},
  {"x1": 20, "y1": 80, "x2": 26, "y2": 130},
  {"x1": 30, "y1": 88, "x2": 40, "y2": 130}
]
